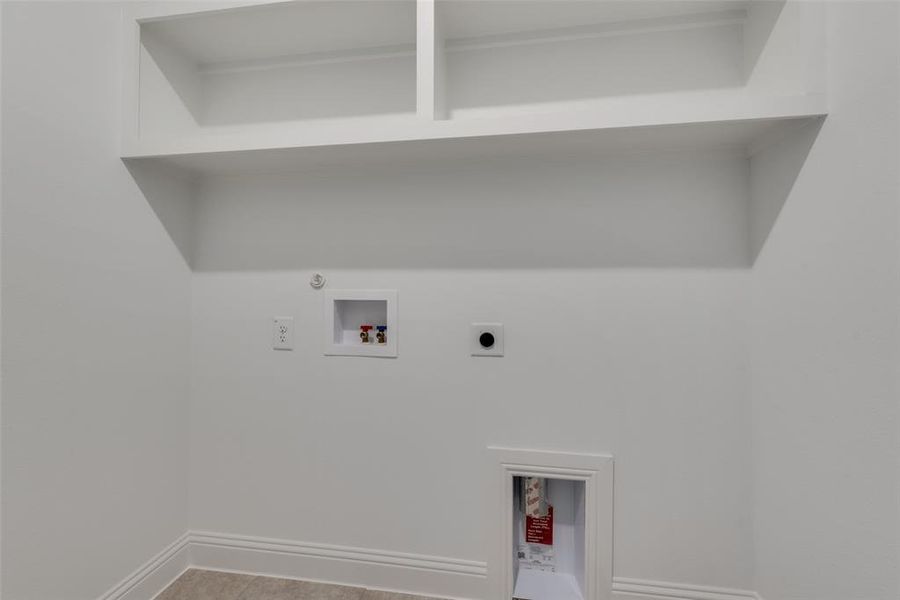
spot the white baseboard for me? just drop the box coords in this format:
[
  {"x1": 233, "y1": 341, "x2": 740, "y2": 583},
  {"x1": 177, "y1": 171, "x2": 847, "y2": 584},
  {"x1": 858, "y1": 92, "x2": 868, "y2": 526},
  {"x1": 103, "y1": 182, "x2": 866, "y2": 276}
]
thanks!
[
  {"x1": 188, "y1": 530, "x2": 488, "y2": 600},
  {"x1": 96, "y1": 533, "x2": 190, "y2": 600},
  {"x1": 612, "y1": 578, "x2": 762, "y2": 600},
  {"x1": 97, "y1": 530, "x2": 762, "y2": 600}
]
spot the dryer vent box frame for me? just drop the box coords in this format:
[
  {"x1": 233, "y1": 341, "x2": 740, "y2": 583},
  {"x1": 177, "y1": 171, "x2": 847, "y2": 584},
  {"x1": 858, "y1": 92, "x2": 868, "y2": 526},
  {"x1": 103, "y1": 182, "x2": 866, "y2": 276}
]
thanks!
[
  {"x1": 489, "y1": 448, "x2": 614, "y2": 600},
  {"x1": 324, "y1": 290, "x2": 398, "y2": 357}
]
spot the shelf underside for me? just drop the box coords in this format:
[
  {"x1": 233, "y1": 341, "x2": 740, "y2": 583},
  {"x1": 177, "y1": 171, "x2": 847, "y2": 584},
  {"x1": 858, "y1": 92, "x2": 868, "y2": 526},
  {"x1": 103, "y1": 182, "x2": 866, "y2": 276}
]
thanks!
[{"x1": 128, "y1": 114, "x2": 824, "y2": 177}]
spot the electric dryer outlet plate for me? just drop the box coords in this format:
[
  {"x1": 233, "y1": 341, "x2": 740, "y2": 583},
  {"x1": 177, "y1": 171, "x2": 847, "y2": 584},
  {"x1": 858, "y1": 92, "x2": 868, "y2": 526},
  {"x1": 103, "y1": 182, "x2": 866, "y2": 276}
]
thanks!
[{"x1": 472, "y1": 323, "x2": 504, "y2": 356}]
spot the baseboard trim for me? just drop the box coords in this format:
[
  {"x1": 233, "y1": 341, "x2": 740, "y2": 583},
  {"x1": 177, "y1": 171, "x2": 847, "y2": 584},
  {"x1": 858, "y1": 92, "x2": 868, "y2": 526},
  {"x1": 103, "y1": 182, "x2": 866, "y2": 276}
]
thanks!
[
  {"x1": 190, "y1": 530, "x2": 487, "y2": 577},
  {"x1": 188, "y1": 530, "x2": 488, "y2": 600},
  {"x1": 96, "y1": 532, "x2": 190, "y2": 600},
  {"x1": 613, "y1": 577, "x2": 761, "y2": 600},
  {"x1": 97, "y1": 530, "x2": 762, "y2": 600}
]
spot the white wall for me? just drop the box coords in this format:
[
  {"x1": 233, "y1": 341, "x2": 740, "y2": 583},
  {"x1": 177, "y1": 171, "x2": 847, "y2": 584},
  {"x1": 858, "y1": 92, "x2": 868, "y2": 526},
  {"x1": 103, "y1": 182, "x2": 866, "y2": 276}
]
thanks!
[
  {"x1": 3, "y1": 3, "x2": 898, "y2": 600},
  {"x1": 0, "y1": 4, "x2": 5, "y2": 594},
  {"x1": 750, "y1": 3, "x2": 900, "y2": 600},
  {"x1": 1, "y1": 4, "x2": 191, "y2": 599},
  {"x1": 188, "y1": 150, "x2": 755, "y2": 591},
  {"x1": 190, "y1": 151, "x2": 751, "y2": 270}
]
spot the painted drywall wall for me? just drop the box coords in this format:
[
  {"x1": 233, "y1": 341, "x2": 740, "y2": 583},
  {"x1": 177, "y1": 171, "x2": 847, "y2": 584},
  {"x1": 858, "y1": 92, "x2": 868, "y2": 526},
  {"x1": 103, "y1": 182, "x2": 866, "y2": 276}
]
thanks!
[
  {"x1": 188, "y1": 150, "x2": 755, "y2": 592},
  {"x1": 0, "y1": 4, "x2": 5, "y2": 593},
  {"x1": 3, "y1": 2, "x2": 897, "y2": 599},
  {"x1": 0, "y1": 4, "x2": 192, "y2": 599},
  {"x1": 190, "y1": 151, "x2": 751, "y2": 270},
  {"x1": 750, "y1": 3, "x2": 900, "y2": 600}
]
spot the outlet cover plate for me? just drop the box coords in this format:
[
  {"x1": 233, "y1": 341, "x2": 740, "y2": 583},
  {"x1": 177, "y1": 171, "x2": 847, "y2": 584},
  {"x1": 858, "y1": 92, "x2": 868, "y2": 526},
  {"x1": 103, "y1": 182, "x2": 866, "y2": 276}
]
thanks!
[{"x1": 273, "y1": 317, "x2": 294, "y2": 350}]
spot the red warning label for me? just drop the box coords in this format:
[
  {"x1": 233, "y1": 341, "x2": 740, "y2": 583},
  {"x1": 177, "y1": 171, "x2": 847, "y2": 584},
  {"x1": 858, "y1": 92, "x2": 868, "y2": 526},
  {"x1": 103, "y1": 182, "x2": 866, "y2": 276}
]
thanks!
[{"x1": 525, "y1": 505, "x2": 553, "y2": 545}]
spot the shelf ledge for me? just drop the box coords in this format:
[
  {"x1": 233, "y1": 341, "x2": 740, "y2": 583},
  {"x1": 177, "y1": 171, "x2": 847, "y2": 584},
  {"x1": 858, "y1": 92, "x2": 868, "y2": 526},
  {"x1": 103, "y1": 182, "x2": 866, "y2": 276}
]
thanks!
[{"x1": 122, "y1": 93, "x2": 826, "y2": 177}]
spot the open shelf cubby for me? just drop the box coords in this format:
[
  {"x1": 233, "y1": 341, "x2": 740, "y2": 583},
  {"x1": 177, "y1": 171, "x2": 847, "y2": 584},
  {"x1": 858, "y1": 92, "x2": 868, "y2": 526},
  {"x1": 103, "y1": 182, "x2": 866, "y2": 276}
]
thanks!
[
  {"x1": 122, "y1": 0, "x2": 825, "y2": 163},
  {"x1": 133, "y1": 1, "x2": 416, "y2": 137},
  {"x1": 440, "y1": 1, "x2": 741, "y2": 118},
  {"x1": 437, "y1": 0, "x2": 820, "y2": 119}
]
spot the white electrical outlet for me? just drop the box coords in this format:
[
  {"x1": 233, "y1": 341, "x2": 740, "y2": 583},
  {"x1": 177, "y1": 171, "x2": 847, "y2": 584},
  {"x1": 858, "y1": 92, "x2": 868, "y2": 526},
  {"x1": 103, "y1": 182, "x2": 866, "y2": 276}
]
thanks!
[
  {"x1": 273, "y1": 317, "x2": 294, "y2": 350},
  {"x1": 471, "y1": 323, "x2": 504, "y2": 357}
]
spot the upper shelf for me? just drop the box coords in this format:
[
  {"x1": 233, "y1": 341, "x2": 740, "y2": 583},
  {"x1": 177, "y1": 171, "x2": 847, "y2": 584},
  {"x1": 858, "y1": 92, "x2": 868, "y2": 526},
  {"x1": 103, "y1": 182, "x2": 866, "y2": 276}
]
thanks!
[
  {"x1": 127, "y1": 112, "x2": 824, "y2": 181},
  {"x1": 130, "y1": 1, "x2": 417, "y2": 133},
  {"x1": 122, "y1": 0, "x2": 827, "y2": 169}
]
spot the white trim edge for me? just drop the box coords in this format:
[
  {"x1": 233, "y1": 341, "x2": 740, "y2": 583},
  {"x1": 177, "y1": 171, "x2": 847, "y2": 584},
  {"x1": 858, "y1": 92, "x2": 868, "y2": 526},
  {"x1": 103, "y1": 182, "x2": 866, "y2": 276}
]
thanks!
[
  {"x1": 187, "y1": 530, "x2": 486, "y2": 600},
  {"x1": 613, "y1": 578, "x2": 762, "y2": 600},
  {"x1": 96, "y1": 532, "x2": 190, "y2": 600},
  {"x1": 189, "y1": 530, "x2": 486, "y2": 577}
]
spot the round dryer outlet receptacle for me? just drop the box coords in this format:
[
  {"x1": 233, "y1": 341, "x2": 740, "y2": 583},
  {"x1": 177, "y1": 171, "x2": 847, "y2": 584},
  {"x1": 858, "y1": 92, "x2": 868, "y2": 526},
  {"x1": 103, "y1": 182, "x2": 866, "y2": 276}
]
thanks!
[{"x1": 471, "y1": 323, "x2": 503, "y2": 357}]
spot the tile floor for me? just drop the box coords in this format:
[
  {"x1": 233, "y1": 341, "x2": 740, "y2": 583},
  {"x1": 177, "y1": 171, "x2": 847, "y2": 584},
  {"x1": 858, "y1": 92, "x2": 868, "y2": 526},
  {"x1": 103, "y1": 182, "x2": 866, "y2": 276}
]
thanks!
[{"x1": 156, "y1": 569, "x2": 443, "y2": 600}]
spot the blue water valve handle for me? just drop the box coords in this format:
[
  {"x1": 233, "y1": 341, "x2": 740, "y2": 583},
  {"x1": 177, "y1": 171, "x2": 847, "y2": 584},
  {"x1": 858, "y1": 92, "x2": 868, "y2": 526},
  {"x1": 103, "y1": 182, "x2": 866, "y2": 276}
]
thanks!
[{"x1": 376, "y1": 326, "x2": 387, "y2": 332}]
